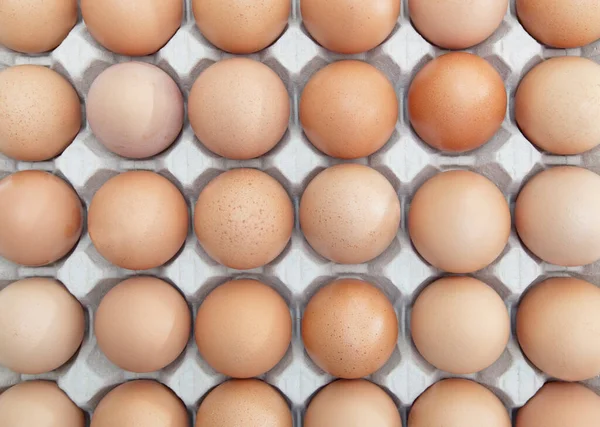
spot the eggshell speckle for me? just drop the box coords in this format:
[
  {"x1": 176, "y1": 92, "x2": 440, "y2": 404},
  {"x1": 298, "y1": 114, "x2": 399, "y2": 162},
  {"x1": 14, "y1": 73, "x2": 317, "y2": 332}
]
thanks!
[
  {"x1": 194, "y1": 169, "x2": 294, "y2": 270},
  {"x1": 0, "y1": 278, "x2": 85, "y2": 374},
  {"x1": 300, "y1": 164, "x2": 400, "y2": 264},
  {"x1": 305, "y1": 380, "x2": 402, "y2": 427},
  {"x1": 189, "y1": 58, "x2": 289, "y2": 160},
  {"x1": 301, "y1": 0, "x2": 400, "y2": 54},
  {"x1": 408, "y1": 52, "x2": 507, "y2": 152},
  {"x1": 300, "y1": 60, "x2": 398, "y2": 159},
  {"x1": 515, "y1": 166, "x2": 600, "y2": 267},
  {"x1": 302, "y1": 279, "x2": 398, "y2": 379},
  {"x1": 195, "y1": 279, "x2": 291, "y2": 378},
  {"x1": 195, "y1": 380, "x2": 292, "y2": 427}
]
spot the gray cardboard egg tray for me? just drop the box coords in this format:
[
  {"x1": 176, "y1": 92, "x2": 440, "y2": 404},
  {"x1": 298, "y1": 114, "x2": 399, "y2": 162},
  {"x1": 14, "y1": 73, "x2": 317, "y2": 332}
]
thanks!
[{"x1": 1, "y1": 0, "x2": 600, "y2": 424}]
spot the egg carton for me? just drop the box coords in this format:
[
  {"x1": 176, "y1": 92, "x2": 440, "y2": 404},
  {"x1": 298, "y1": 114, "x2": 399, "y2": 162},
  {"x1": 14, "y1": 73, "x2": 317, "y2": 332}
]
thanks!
[{"x1": 1, "y1": 0, "x2": 600, "y2": 424}]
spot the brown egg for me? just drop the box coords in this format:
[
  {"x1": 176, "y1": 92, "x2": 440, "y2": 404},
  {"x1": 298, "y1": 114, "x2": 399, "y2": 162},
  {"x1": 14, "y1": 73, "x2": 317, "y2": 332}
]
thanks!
[
  {"x1": 195, "y1": 380, "x2": 292, "y2": 427},
  {"x1": 301, "y1": 0, "x2": 400, "y2": 54},
  {"x1": 0, "y1": 65, "x2": 81, "y2": 161},
  {"x1": 300, "y1": 164, "x2": 400, "y2": 264},
  {"x1": 408, "y1": 170, "x2": 510, "y2": 273},
  {"x1": 0, "y1": 171, "x2": 83, "y2": 266},
  {"x1": 88, "y1": 171, "x2": 189, "y2": 270},
  {"x1": 194, "y1": 169, "x2": 293, "y2": 270},
  {"x1": 195, "y1": 279, "x2": 291, "y2": 378},
  {"x1": 517, "y1": 277, "x2": 600, "y2": 381},
  {"x1": 515, "y1": 166, "x2": 600, "y2": 266},
  {"x1": 515, "y1": 57, "x2": 600, "y2": 155},
  {"x1": 409, "y1": 0, "x2": 507, "y2": 49},
  {"x1": 300, "y1": 61, "x2": 398, "y2": 159},
  {"x1": 87, "y1": 62, "x2": 184, "y2": 159},
  {"x1": 95, "y1": 277, "x2": 190, "y2": 373},
  {"x1": 91, "y1": 380, "x2": 188, "y2": 427},
  {"x1": 192, "y1": 0, "x2": 290, "y2": 54},
  {"x1": 408, "y1": 52, "x2": 507, "y2": 152},
  {"x1": 409, "y1": 379, "x2": 510, "y2": 427},
  {"x1": 81, "y1": 0, "x2": 182, "y2": 56},
  {"x1": 516, "y1": 382, "x2": 600, "y2": 427},
  {"x1": 0, "y1": 0, "x2": 77, "y2": 53},
  {"x1": 189, "y1": 58, "x2": 289, "y2": 160},
  {"x1": 517, "y1": 0, "x2": 600, "y2": 48},
  {"x1": 0, "y1": 381, "x2": 84, "y2": 427},
  {"x1": 305, "y1": 380, "x2": 402, "y2": 427},
  {"x1": 0, "y1": 278, "x2": 85, "y2": 374},
  {"x1": 302, "y1": 279, "x2": 398, "y2": 379},
  {"x1": 411, "y1": 276, "x2": 510, "y2": 374}
]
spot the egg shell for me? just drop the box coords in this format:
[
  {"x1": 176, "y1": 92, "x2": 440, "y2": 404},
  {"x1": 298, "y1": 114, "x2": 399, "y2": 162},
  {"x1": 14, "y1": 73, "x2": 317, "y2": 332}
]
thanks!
[
  {"x1": 300, "y1": 60, "x2": 398, "y2": 159},
  {"x1": 0, "y1": 381, "x2": 84, "y2": 427},
  {"x1": 195, "y1": 279, "x2": 292, "y2": 378},
  {"x1": 87, "y1": 62, "x2": 184, "y2": 159},
  {"x1": 516, "y1": 382, "x2": 600, "y2": 427},
  {"x1": 305, "y1": 380, "x2": 402, "y2": 427},
  {"x1": 407, "y1": 52, "x2": 507, "y2": 152},
  {"x1": 0, "y1": 0, "x2": 77, "y2": 53},
  {"x1": 408, "y1": 379, "x2": 511, "y2": 427},
  {"x1": 0, "y1": 170, "x2": 83, "y2": 266},
  {"x1": 91, "y1": 380, "x2": 188, "y2": 427},
  {"x1": 192, "y1": 0, "x2": 290, "y2": 54},
  {"x1": 193, "y1": 168, "x2": 294, "y2": 270},
  {"x1": 195, "y1": 379, "x2": 292, "y2": 427},
  {"x1": 515, "y1": 57, "x2": 600, "y2": 155},
  {"x1": 0, "y1": 65, "x2": 81, "y2": 161},
  {"x1": 0, "y1": 278, "x2": 85, "y2": 375},
  {"x1": 301, "y1": 0, "x2": 400, "y2": 54},
  {"x1": 188, "y1": 58, "x2": 290, "y2": 160},
  {"x1": 517, "y1": 0, "x2": 600, "y2": 48},
  {"x1": 88, "y1": 171, "x2": 189, "y2": 270},
  {"x1": 515, "y1": 166, "x2": 600, "y2": 266},
  {"x1": 81, "y1": 0, "x2": 183, "y2": 56},
  {"x1": 95, "y1": 277, "x2": 191, "y2": 373},
  {"x1": 300, "y1": 164, "x2": 400, "y2": 264},
  {"x1": 302, "y1": 278, "x2": 398, "y2": 379}
]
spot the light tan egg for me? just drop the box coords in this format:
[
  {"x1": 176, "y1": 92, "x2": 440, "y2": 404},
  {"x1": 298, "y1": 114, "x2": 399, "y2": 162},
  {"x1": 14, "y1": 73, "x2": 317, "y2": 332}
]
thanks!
[
  {"x1": 517, "y1": 0, "x2": 600, "y2": 48},
  {"x1": 188, "y1": 58, "x2": 290, "y2": 160},
  {"x1": 194, "y1": 169, "x2": 294, "y2": 270},
  {"x1": 301, "y1": 0, "x2": 400, "y2": 54},
  {"x1": 195, "y1": 380, "x2": 292, "y2": 427},
  {"x1": 302, "y1": 279, "x2": 398, "y2": 379},
  {"x1": 517, "y1": 277, "x2": 600, "y2": 381},
  {"x1": 87, "y1": 62, "x2": 184, "y2": 159},
  {"x1": 409, "y1": 379, "x2": 510, "y2": 427},
  {"x1": 516, "y1": 382, "x2": 600, "y2": 427},
  {"x1": 305, "y1": 380, "x2": 402, "y2": 427},
  {"x1": 300, "y1": 60, "x2": 398, "y2": 159},
  {"x1": 411, "y1": 276, "x2": 509, "y2": 374},
  {"x1": 408, "y1": 170, "x2": 510, "y2": 273},
  {"x1": 88, "y1": 171, "x2": 189, "y2": 271},
  {"x1": 408, "y1": 52, "x2": 507, "y2": 152},
  {"x1": 409, "y1": 0, "x2": 507, "y2": 49},
  {"x1": 0, "y1": 0, "x2": 77, "y2": 53},
  {"x1": 515, "y1": 166, "x2": 600, "y2": 266},
  {"x1": 91, "y1": 380, "x2": 188, "y2": 427},
  {"x1": 95, "y1": 277, "x2": 191, "y2": 373},
  {"x1": 0, "y1": 381, "x2": 84, "y2": 427},
  {"x1": 81, "y1": 0, "x2": 183, "y2": 56},
  {"x1": 300, "y1": 164, "x2": 400, "y2": 264},
  {"x1": 195, "y1": 279, "x2": 291, "y2": 378},
  {"x1": 0, "y1": 65, "x2": 81, "y2": 161},
  {"x1": 0, "y1": 278, "x2": 85, "y2": 374},
  {"x1": 192, "y1": 0, "x2": 290, "y2": 54},
  {"x1": 0, "y1": 171, "x2": 83, "y2": 266},
  {"x1": 515, "y1": 57, "x2": 600, "y2": 155}
]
